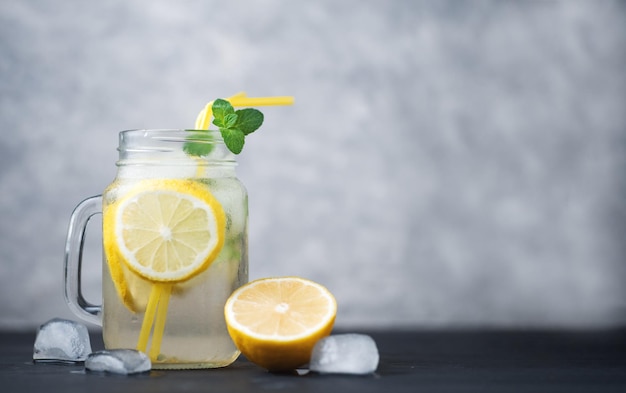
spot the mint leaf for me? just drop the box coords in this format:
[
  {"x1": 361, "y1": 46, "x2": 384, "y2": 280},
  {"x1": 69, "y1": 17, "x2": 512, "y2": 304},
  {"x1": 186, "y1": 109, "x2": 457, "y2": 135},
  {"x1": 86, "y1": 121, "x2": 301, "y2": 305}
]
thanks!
[
  {"x1": 183, "y1": 130, "x2": 215, "y2": 157},
  {"x1": 212, "y1": 99, "x2": 234, "y2": 126},
  {"x1": 235, "y1": 108, "x2": 264, "y2": 135},
  {"x1": 220, "y1": 128, "x2": 245, "y2": 154},
  {"x1": 183, "y1": 98, "x2": 267, "y2": 156},
  {"x1": 224, "y1": 113, "x2": 238, "y2": 128}
]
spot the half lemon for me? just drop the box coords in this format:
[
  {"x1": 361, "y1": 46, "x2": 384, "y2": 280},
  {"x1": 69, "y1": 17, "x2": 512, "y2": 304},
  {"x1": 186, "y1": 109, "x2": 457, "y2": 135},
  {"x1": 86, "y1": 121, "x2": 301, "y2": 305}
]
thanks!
[{"x1": 224, "y1": 276, "x2": 337, "y2": 371}]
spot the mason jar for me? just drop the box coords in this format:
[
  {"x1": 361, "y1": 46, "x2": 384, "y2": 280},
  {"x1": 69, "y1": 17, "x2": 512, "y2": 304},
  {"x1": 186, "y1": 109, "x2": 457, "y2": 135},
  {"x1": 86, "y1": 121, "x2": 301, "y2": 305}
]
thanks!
[{"x1": 65, "y1": 129, "x2": 248, "y2": 369}]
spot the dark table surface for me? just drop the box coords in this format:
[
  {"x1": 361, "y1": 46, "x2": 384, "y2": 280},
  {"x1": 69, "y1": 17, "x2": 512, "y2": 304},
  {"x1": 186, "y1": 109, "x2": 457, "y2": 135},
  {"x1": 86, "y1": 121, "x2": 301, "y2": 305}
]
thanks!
[{"x1": 2, "y1": 329, "x2": 626, "y2": 392}]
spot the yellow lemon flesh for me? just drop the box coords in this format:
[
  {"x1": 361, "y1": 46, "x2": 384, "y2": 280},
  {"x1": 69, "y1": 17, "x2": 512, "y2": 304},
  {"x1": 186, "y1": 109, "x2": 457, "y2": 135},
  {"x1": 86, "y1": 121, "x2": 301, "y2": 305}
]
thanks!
[
  {"x1": 102, "y1": 246, "x2": 152, "y2": 313},
  {"x1": 103, "y1": 179, "x2": 226, "y2": 310},
  {"x1": 224, "y1": 277, "x2": 337, "y2": 372}
]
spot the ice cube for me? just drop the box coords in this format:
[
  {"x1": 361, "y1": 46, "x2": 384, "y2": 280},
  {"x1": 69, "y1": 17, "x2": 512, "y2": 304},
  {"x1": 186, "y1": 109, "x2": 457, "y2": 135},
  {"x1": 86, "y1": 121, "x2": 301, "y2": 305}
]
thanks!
[
  {"x1": 85, "y1": 349, "x2": 151, "y2": 375},
  {"x1": 33, "y1": 318, "x2": 92, "y2": 363},
  {"x1": 309, "y1": 334, "x2": 379, "y2": 375}
]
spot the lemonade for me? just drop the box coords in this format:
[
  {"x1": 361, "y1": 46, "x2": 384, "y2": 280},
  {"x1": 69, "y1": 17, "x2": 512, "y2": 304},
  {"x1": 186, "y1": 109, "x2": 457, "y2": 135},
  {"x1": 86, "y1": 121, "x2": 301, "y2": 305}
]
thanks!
[
  {"x1": 64, "y1": 94, "x2": 294, "y2": 370},
  {"x1": 100, "y1": 130, "x2": 248, "y2": 369}
]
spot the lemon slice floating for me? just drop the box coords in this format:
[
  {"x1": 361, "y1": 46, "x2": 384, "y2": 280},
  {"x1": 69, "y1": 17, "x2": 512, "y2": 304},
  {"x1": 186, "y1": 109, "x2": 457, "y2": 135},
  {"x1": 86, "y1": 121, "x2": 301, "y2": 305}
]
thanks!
[
  {"x1": 101, "y1": 246, "x2": 152, "y2": 313},
  {"x1": 224, "y1": 277, "x2": 337, "y2": 372},
  {"x1": 104, "y1": 192, "x2": 153, "y2": 313},
  {"x1": 104, "y1": 179, "x2": 226, "y2": 360},
  {"x1": 111, "y1": 179, "x2": 226, "y2": 283}
]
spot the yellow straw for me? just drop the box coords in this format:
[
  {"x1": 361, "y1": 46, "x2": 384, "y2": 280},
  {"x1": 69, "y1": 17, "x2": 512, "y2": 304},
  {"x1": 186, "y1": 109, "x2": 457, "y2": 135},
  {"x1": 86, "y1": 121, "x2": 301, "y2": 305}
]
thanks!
[
  {"x1": 194, "y1": 92, "x2": 294, "y2": 130},
  {"x1": 148, "y1": 284, "x2": 172, "y2": 362},
  {"x1": 136, "y1": 283, "x2": 173, "y2": 361},
  {"x1": 229, "y1": 96, "x2": 295, "y2": 107},
  {"x1": 136, "y1": 285, "x2": 161, "y2": 353},
  {"x1": 194, "y1": 103, "x2": 213, "y2": 130}
]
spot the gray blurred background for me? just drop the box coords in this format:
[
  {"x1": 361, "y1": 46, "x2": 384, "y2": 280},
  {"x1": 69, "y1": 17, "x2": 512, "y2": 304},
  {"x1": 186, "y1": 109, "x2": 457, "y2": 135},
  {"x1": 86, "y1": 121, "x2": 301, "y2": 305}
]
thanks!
[{"x1": 1, "y1": 0, "x2": 626, "y2": 330}]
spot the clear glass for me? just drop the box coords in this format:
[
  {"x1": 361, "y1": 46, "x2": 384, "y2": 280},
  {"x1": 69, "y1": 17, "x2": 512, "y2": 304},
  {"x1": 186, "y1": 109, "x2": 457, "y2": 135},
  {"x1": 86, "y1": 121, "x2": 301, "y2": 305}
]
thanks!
[{"x1": 65, "y1": 129, "x2": 248, "y2": 369}]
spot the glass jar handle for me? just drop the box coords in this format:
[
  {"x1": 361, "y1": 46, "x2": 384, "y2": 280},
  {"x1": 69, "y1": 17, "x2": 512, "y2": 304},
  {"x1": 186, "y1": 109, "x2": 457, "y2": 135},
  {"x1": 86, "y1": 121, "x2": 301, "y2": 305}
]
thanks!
[{"x1": 64, "y1": 195, "x2": 103, "y2": 326}]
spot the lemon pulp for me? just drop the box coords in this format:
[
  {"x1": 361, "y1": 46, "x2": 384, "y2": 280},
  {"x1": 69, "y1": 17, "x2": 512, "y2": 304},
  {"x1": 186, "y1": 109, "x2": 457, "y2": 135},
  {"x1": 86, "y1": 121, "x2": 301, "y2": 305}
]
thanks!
[{"x1": 224, "y1": 276, "x2": 337, "y2": 371}]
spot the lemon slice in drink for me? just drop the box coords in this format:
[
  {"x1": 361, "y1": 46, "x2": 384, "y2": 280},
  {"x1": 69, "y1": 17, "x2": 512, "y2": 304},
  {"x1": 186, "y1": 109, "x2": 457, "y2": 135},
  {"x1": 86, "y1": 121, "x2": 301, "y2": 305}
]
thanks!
[
  {"x1": 107, "y1": 179, "x2": 226, "y2": 283},
  {"x1": 224, "y1": 277, "x2": 337, "y2": 371},
  {"x1": 104, "y1": 195, "x2": 152, "y2": 313},
  {"x1": 102, "y1": 244, "x2": 152, "y2": 313}
]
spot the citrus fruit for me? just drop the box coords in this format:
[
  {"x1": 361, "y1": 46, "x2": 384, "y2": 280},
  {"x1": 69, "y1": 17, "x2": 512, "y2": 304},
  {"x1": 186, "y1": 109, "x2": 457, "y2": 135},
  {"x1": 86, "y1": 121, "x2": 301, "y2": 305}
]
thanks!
[
  {"x1": 102, "y1": 243, "x2": 152, "y2": 313},
  {"x1": 104, "y1": 179, "x2": 226, "y2": 284},
  {"x1": 224, "y1": 276, "x2": 337, "y2": 371}
]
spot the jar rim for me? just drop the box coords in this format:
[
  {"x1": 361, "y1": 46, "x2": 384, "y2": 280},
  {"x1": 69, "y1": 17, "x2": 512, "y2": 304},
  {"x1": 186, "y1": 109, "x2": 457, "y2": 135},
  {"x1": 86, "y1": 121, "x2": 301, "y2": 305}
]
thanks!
[
  {"x1": 120, "y1": 129, "x2": 223, "y2": 139},
  {"x1": 117, "y1": 129, "x2": 236, "y2": 166}
]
